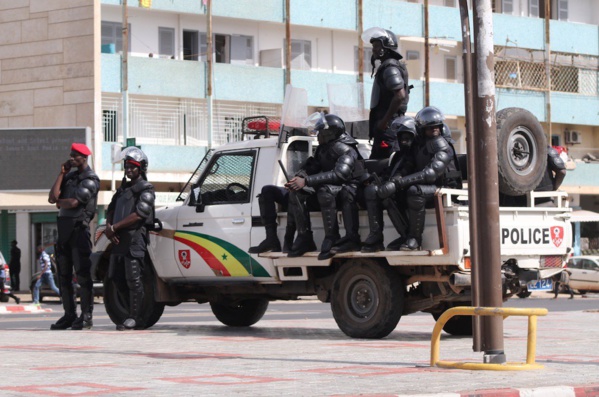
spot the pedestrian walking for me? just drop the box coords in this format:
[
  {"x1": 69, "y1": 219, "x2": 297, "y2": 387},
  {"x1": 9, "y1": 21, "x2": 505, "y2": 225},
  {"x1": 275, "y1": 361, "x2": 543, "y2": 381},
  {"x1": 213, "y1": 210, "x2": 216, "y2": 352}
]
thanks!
[
  {"x1": 48, "y1": 143, "x2": 99, "y2": 330},
  {"x1": 32, "y1": 245, "x2": 61, "y2": 305},
  {"x1": 0, "y1": 253, "x2": 20, "y2": 304},
  {"x1": 553, "y1": 269, "x2": 574, "y2": 299},
  {"x1": 9, "y1": 240, "x2": 21, "y2": 292}
]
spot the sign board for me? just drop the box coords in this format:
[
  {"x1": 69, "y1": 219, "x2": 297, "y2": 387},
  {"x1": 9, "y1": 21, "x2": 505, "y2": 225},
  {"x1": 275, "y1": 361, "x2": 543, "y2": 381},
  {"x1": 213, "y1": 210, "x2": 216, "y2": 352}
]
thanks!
[{"x1": 0, "y1": 128, "x2": 89, "y2": 191}]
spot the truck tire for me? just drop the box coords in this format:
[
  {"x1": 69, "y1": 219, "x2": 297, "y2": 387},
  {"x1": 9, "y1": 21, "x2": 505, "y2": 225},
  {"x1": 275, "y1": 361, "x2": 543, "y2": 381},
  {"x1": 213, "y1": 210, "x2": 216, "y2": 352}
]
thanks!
[
  {"x1": 330, "y1": 260, "x2": 404, "y2": 339},
  {"x1": 432, "y1": 304, "x2": 473, "y2": 336},
  {"x1": 210, "y1": 298, "x2": 269, "y2": 327},
  {"x1": 103, "y1": 261, "x2": 165, "y2": 329},
  {"x1": 496, "y1": 107, "x2": 547, "y2": 196}
]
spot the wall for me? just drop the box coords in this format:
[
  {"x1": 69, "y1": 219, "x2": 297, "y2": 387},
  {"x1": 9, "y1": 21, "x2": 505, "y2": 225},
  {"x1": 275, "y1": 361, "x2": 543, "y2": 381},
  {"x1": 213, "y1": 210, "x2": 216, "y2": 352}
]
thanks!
[{"x1": 0, "y1": 0, "x2": 97, "y2": 129}]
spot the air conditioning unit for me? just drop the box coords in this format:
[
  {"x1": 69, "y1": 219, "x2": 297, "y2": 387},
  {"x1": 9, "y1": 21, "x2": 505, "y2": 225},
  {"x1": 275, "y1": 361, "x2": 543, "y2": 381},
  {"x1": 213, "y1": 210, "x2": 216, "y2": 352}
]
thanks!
[{"x1": 565, "y1": 130, "x2": 582, "y2": 144}]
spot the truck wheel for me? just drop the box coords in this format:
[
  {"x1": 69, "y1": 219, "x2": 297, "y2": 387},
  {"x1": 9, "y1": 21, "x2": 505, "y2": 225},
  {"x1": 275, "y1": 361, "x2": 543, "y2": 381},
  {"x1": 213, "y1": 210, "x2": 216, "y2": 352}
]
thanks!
[
  {"x1": 103, "y1": 262, "x2": 165, "y2": 329},
  {"x1": 210, "y1": 298, "x2": 269, "y2": 327},
  {"x1": 496, "y1": 107, "x2": 547, "y2": 196},
  {"x1": 330, "y1": 260, "x2": 404, "y2": 339},
  {"x1": 432, "y1": 304, "x2": 473, "y2": 336}
]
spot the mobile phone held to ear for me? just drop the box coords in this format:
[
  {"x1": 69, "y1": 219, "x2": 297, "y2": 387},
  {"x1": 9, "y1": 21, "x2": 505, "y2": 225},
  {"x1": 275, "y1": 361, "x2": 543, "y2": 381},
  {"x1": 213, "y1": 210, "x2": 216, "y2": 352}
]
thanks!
[{"x1": 63, "y1": 160, "x2": 72, "y2": 172}]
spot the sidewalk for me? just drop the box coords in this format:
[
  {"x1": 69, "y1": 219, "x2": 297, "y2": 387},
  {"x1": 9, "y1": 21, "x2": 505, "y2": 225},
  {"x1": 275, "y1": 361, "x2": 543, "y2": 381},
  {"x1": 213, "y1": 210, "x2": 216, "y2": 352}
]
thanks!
[{"x1": 0, "y1": 291, "x2": 54, "y2": 314}]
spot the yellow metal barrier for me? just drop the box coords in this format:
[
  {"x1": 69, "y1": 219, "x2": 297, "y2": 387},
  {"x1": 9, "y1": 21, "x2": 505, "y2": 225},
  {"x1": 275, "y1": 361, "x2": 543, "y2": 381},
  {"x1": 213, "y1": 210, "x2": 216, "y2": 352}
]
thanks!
[{"x1": 430, "y1": 306, "x2": 548, "y2": 371}]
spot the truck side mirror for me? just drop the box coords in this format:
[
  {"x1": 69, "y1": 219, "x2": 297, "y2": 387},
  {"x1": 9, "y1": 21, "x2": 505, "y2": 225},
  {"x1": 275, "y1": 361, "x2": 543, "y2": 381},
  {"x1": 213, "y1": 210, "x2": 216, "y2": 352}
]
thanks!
[{"x1": 192, "y1": 186, "x2": 205, "y2": 213}]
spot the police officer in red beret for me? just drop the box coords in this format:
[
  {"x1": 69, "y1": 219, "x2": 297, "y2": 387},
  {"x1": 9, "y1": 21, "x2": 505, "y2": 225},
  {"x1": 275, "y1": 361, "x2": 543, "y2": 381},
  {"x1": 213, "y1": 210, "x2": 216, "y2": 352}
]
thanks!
[{"x1": 48, "y1": 143, "x2": 100, "y2": 330}]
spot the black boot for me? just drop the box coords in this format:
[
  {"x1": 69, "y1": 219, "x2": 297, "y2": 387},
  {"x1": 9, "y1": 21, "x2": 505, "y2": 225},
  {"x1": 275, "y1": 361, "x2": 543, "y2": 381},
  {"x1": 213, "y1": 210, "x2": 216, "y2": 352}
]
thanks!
[
  {"x1": 249, "y1": 224, "x2": 281, "y2": 253},
  {"x1": 386, "y1": 236, "x2": 407, "y2": 251},
  {"x1": 288, "y1": 232, "x2": 317, "y2": 257},
  {"x1": 334, "y1": 235, "x2": 362, "y2": 253},
  {"x1": 50, "y1": 313, "x2": 77, "y2": 330},
  {"x1": 282, "y1": 224, "x2": 295, "y2": 254},
  {"x1": 117, "y1": 318, "x2": 137, "y2": 331},
  {"x1": 401, "y1": 193, "x2": 425, "y2": 251},
  {"x1": 362, "y1": 191, "x2": 385, "y2": 253},
  {"x1": 334, "y1": 197, "x2": 361, "y2": 253},
  {"x1": 400, "y1": 237, "x2": 421, "y2": 251},
  {"x1": 318, "y1": 207, "x2": 340, "y2": 260},
  {"x1": 71, "y1": 312, "x2": 93, "y2": 330}
]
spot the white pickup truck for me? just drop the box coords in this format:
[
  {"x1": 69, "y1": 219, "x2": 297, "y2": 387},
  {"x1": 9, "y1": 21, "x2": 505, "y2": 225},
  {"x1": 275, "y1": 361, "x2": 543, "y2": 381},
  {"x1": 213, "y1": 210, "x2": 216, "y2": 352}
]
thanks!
[{"x1": 92, "y1": 107, "x2": 572, "y2": 339}]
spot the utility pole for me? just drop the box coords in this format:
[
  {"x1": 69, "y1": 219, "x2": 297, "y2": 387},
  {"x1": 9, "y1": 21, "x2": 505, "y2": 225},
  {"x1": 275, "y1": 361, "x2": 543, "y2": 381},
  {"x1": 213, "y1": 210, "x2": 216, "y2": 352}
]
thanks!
[
  {"x1": 206, "y1": 0, "x2": 213, "y2": 149},
  {"x1": 285, "y1": 0, "x2": 291, "y2": 87},
  {"x1": 424, "y1": 0, "x2": 430, "y2": 106},
  {"x1": 458, "y1": 0, "x2": 481, "y2": 351},
  {"x1": 544, "y1": 0, "x2": 552, "y2": 144},
  {"x1": 471, "y1": 1, "x2": 505, "y2": 364},
  {"x1": 357, "y1": 0, "x2": 364, "y2": 84},
  {"x1": 121, "y1": 0, "x2": 129, "y2": 145}
]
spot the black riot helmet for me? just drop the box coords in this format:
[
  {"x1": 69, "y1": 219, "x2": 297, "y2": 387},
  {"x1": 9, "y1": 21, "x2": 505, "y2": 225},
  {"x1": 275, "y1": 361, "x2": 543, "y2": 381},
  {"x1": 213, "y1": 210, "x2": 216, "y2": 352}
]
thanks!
[
  {"x1": 442, "y1": 123, "x2": 455, "y2": 144},
  {"x1": 361, "y1": 27, "x2": 403, "y2": 60},
  {"x1": 304, "y1": 112, "x2": 346, "y2": 145},
  {"x1": 390, "y1": 116, "x2": 417, "y2": 147},
  {"x1": 122, "y1": 147, "x2": 149, "y2": 174},
  {"x1": 415, "y1": 106, "x2": 445, "y2": 132}
]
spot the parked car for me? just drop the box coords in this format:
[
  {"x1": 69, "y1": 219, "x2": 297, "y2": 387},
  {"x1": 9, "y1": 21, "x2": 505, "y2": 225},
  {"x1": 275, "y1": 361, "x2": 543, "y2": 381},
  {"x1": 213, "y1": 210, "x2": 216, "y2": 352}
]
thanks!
[{"x1": 566, "y1": 256, "x2": 599, "y2": 294}]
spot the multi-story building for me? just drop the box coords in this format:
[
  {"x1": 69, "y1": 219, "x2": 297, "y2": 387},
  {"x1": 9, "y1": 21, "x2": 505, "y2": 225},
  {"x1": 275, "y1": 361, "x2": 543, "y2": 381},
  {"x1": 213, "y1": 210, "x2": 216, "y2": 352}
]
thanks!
[{"x1": 1, "y1": 0, "x2": 598, "y2": 283}]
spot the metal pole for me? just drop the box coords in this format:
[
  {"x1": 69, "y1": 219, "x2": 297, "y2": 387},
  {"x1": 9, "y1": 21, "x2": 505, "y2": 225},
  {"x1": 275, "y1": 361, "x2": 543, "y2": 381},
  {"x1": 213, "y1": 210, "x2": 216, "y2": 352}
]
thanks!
[
  {"x1": 472, "y1": 1, "x2": 505, "y2": 364},
  {"x1": 357, "y1": 0, "x2": 364, "y2": 84},
  {"x1": 206, "y1": 0, "x2": 213, "y2": 149},
  {"x1": 285, "y1": 0, "x2": 291, "y2": 87},
  {"x1": 424, "y1": 0, "x2": 430, "y2": 107},
  {"x1": 544, "y1": 0, "x2": 552, "y2": 144},
  {"x1": 458, "y1": 0, "x2": 482, "y2": 352},
  {"x1": 121, "y1": 0, "x2": 128, "y2": 145}
]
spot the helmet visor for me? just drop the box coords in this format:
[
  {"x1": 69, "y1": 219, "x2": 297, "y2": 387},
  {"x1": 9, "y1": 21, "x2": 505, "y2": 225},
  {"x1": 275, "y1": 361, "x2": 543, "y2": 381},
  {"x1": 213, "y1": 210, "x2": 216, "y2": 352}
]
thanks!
[
  {"x1": 303, "y1": 112, "x2": 328, "y2": 136},
  {"x1": 361, "y1": 27, "x2": 390, "y2": 44}
]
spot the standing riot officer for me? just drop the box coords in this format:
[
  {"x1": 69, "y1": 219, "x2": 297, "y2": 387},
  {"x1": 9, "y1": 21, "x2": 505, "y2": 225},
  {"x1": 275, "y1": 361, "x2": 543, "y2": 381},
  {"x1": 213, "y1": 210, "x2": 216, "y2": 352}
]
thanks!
[
  {"x1": 378, "y1": 107, "x2": 462, "y2": 250},
  {"x1": 362, "y1": 116, "x2": 417, "y2": 253},
  {"x1": 285, "y1": 113, "x2": 363, "y2": 260},
  {"x1": 104, "y1": 148, "x2": 155, "y2": 331},
  {"x1": 362, "y1": 27, "x2": 410, "y2": 160},
  {"x1": 48, "y1": 143, "x2": 99, "y2": 330}
]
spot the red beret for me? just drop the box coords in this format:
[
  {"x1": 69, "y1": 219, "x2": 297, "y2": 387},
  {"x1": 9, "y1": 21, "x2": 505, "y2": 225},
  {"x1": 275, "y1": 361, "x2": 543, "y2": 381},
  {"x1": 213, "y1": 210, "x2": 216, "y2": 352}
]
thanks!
[{"x1": 71, "y1": 143, "x2": 92, "y2": 156}]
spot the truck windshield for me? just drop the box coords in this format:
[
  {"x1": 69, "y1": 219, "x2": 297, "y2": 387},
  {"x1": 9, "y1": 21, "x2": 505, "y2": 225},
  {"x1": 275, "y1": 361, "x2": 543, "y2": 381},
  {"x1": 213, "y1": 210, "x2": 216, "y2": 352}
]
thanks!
[{"x1": 176, "y1": 149, "x2": 215, "y2": 202}]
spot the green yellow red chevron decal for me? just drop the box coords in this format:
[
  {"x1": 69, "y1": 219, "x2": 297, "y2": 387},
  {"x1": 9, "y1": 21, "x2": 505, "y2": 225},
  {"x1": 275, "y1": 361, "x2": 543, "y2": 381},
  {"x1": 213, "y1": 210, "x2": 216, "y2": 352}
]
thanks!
[{"x1": 174, "y1": 230, "x2": 270, "y2": 277}]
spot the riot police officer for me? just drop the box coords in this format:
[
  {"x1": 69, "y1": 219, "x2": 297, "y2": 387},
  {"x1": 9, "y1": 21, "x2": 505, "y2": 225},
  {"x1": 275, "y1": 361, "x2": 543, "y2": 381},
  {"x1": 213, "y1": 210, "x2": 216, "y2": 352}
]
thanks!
[
  {"x1": 378, "y1": 107, "x2": 462, "y2": 250},
  {"x1": 285, "y1": 113, "x2": 363, "y2": 260},
  {"x1": 362, "y1": 27, "x2": 410, "y2": 159},
  {"x1": 362, "y1": 116, "x2": 416, "y2": 253},
  {"x1": 48, "y1": 143, "x2": 99, "y2": 330},
  {"x1": 105, "y1": 148, "x2": 155, "y2": 331}
]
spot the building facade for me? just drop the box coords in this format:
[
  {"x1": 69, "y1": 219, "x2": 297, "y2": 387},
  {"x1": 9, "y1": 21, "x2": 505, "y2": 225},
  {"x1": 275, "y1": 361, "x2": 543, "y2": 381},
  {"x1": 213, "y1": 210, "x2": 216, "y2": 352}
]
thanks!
[{"x1": 1, "y1": 0, "x2": 598, "y2": 283}]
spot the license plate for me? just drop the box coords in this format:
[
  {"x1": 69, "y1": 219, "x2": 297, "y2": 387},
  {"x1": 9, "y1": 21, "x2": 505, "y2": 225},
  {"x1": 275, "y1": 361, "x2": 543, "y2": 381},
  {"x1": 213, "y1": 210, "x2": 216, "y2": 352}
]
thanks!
[{"x1": 527, "y1": 279, "x2": 553, "y2": 291}]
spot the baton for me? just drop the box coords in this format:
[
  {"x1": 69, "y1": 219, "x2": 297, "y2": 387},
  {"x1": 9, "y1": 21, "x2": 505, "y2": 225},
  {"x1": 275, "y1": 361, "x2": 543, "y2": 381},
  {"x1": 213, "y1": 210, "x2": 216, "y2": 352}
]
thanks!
[{"x1": 278, "y1": 160, "x2": 291, "y2": 182}]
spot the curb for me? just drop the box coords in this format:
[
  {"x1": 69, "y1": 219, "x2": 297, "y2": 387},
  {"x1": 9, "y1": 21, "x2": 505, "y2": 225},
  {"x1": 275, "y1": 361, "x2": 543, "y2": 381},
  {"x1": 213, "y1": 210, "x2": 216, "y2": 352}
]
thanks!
[
  {"x1": 405, "y1": 384, "x2": 599, "y2": 397},
  {"x1": 0, "y1": 304, "x2": 53, "y2": 314}
]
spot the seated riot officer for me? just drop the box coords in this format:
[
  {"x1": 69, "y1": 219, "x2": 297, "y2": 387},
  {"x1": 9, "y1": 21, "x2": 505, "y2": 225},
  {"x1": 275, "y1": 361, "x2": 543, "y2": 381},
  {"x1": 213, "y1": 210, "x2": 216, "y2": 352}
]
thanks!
[
  {"x1": 248, "y1": 185, "x2": 296, "y2": 254},
  {"x1": 285, "y1": 113, "x2": 363, "y2": 260},
  {"x1": 362, "y1": 116, "x2": 416, "y2": 253},
  {"x1": 377, "y1": 106, "x2": 462, "y2": 250}
]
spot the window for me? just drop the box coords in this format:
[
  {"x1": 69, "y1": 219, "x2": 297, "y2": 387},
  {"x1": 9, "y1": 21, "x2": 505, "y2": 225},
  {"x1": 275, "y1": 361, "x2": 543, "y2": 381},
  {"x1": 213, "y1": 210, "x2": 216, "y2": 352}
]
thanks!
[
  {"x1": 406, "y1": 51, "x2": 420, "y2": 61},
  {"x1": 101, "y1": 21, "x2": 131, "y2": 53},
  {"x1": 445, "y1": 56, "x2": 457, "y2": 81},
  {"x1": 501, "y1": 0, "x2": 513, "y2": 14},
  {"x1": 556, "y1": 0, "x2": 568, "y2": 20},
  {"x1": 354, "y1": 46, "x2": 373, "y2": 72},
  {"x1": 159, "y1": 27, "x2": 175, "y2": 58},
  {"x1": 529, "y1": 0, "x2": 540, "y2": 17},
  {"x1": 183, "y1": 30, "x2": 199, "y2": 61},
  {"x1": 103, "y1": 110, "x2": 118, "y2": 142},
  {"x1": 196, "y1": 33, "x2": 253, "y2": 64},
  {"x1": 196, "y1": 151, "x2": 256, "y2": 205},
  {"x1": 290, "y1": 39, "x2": 311, "y2": 70},
  {"x1": 444, "y1": 0, "x2": 456, "y2": 7},
  {"x1": 231, "y1": 35, "x2": 254, "y2": 65}
]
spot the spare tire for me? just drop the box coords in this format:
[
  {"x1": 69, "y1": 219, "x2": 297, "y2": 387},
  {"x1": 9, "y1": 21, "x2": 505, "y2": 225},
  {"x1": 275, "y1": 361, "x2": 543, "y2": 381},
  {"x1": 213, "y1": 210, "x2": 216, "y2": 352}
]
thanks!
[{"x1": 496, "y1": 108, "x2": 547, "y2": 196}]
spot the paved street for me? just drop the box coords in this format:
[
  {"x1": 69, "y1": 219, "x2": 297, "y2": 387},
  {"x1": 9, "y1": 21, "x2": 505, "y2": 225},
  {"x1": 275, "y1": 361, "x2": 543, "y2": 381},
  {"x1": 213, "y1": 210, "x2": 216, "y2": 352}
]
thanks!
[{"x1": 0, "y1": 292, "x2": 598, "y2": 396}]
